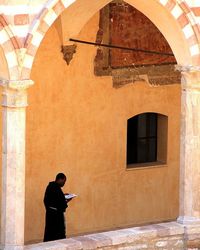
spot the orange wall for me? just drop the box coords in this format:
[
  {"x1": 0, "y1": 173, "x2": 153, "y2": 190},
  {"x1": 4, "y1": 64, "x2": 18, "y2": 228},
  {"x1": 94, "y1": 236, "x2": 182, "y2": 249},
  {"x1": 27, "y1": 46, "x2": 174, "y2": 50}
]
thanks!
[{"x1": 25, "y1": 13, "x2": 181, "y2": 243}]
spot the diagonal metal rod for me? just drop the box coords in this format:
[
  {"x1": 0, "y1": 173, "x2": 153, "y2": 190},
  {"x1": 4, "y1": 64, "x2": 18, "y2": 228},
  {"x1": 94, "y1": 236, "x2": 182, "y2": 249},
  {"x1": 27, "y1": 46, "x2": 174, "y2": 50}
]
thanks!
[{"x1": 69, "y1": 38, "x2": 174, "y2": 57}]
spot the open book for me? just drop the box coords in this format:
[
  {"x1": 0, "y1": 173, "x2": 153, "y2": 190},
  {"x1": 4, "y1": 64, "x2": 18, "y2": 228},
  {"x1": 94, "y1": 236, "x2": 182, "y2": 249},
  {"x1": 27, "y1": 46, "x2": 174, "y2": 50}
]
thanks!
[{"x1": 65, "y1": 194, "x2": 77, "y2": 199}]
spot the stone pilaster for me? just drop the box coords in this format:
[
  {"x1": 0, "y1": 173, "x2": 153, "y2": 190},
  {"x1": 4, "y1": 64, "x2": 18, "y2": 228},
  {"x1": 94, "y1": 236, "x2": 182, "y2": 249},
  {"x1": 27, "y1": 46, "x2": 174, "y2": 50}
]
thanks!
[
  {"x1": 0, "y1": 79, "x2": 33, "y2": 250},
  {"x1": 176, "y1": 65, "x2": 200, "y2": 224}
]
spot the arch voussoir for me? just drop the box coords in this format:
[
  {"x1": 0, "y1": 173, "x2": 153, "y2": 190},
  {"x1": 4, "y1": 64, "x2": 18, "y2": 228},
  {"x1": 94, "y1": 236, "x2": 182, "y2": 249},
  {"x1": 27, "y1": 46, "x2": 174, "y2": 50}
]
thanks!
[
  {"x1": 0, "y1": 14, "x2": 20, "y2": 79},
  {"x1": 159, "y1": 0, "x2": 200, "y2": 64},
  {"x1": 21, "y1": 0, "x2": 200, "y2": 79}
]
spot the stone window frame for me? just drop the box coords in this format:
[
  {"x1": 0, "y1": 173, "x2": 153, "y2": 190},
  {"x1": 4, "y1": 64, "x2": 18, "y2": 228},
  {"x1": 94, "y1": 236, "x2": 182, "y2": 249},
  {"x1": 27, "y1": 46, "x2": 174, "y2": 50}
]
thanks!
[{"x1": 126, "y1": 112, "x2": 168, "y2": 169}]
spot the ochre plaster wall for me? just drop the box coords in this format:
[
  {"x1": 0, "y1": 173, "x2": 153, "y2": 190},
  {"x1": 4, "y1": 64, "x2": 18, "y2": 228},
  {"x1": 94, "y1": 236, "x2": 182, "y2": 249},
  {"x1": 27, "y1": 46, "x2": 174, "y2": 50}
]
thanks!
[{"x1": 25, "y1": 13, "x2": 181, "y2": 243}]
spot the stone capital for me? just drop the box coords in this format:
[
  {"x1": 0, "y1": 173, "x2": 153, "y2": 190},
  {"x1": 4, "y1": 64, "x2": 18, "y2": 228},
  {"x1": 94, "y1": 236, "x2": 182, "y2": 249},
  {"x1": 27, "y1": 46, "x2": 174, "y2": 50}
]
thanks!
[
  {"x1": 177, "y1": 216, "x2": 200, "y2": 225},
  {"x1": 176, "y1": 65, "x2": 200, "y2": 73},
  {"x1": 2, "y1": 88, "x2": 28, "y2": 108},
  {"x1": 0, "y1": 79, "x2": 34, "y2": 108},
  {"x1": 0, "y1": 78, "x2": 34, "y2": 90},
  {"x1": 175, "y1": 65, "x2": 200, "y2": 91}
]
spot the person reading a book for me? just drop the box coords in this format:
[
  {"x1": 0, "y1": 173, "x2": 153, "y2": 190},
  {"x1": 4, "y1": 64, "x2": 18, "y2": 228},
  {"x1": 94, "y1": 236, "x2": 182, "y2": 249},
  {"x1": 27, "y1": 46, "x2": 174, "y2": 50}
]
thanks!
[{"x1": 43, "y1": 173, "x2": 72, "y2": 242}]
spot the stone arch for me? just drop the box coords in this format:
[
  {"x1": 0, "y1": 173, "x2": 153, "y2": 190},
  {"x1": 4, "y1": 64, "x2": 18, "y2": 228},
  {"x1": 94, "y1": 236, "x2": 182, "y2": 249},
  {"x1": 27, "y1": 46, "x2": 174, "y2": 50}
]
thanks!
[
  {"x1": 0, "y1": 15, "x2": 20, "y2": 80},
  {"x1": 22, "y1": 0, "x2": 200, "y2": 79},
  {"x1": 160, "y1": 0, "x2": 200, "y2": 62}
]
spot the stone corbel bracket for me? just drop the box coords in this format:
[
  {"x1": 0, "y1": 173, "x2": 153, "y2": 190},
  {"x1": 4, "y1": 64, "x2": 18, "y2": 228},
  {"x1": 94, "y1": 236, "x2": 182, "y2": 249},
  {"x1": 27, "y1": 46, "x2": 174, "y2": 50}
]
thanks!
[{"x1": 61, "y1": 44, "x2": 77, "y2": 65}]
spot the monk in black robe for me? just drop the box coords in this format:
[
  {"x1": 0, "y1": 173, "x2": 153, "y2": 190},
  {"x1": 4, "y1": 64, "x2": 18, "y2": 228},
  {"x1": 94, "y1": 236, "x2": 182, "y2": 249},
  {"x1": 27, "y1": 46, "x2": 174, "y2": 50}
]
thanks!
[{"x1": 43, "y1": 173, "x2": 69, "y2": 242}]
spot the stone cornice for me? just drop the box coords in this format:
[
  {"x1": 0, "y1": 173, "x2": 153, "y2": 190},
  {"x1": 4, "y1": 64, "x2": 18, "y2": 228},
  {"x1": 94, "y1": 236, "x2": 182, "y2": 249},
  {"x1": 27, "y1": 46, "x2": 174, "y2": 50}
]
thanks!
[{"x1": 0, "y1": 79, "x2": 34, "y2": 90}]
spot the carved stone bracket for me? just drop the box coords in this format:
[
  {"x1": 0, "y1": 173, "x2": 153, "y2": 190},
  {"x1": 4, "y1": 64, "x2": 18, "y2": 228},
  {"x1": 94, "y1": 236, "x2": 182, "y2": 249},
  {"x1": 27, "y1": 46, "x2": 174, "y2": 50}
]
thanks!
[{"x1": 61, "y1": 44, "x2": 77, "y2": 65}]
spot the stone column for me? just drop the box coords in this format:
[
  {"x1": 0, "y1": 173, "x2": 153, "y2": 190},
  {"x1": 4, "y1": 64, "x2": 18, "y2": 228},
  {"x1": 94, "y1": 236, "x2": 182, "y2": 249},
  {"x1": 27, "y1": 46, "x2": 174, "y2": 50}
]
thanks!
[
  {"x1": 176, "y1": 65, "x2": 200, "y2": 224},
  {"x1": 0, "y1": 79, "x2": 33, "y2": 250}
]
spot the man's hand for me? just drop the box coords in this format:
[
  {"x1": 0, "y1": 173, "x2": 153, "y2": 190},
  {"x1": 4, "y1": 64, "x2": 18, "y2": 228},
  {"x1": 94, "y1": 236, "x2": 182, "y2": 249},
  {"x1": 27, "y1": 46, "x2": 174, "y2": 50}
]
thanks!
[{"x1": 64, "y1": 193, "x2": 73, "y2": 203}]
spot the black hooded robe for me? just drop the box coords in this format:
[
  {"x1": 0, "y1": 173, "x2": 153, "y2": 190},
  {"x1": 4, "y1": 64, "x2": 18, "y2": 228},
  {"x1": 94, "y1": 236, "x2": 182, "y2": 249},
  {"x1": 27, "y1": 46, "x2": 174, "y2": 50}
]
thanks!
[{"x1": 43, "y1": 181, "x2": 68, "y2": 242}]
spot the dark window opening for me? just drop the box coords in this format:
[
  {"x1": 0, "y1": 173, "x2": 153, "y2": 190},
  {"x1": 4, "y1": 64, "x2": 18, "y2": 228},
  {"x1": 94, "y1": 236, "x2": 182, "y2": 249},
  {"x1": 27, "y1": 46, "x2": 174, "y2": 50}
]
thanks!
[{"x1": 127, "y1": 113, "x2": 157, "y2": 165}]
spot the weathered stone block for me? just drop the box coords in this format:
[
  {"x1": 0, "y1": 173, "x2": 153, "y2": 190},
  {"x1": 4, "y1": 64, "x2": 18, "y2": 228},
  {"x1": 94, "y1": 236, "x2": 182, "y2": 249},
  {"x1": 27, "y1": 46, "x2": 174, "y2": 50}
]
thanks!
[
  {"x1": 101, "y1": 231, "x2": 128, "y2": 245},
  {"x1": 155, "y1": 240, "x2": 168, "y2": 247},
  {"x1": 86, "y1": 233, "x2": 112, "y2": 248},
  {"x1": 73, "y1": 236, "x2": 98, "y2": 249}
]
